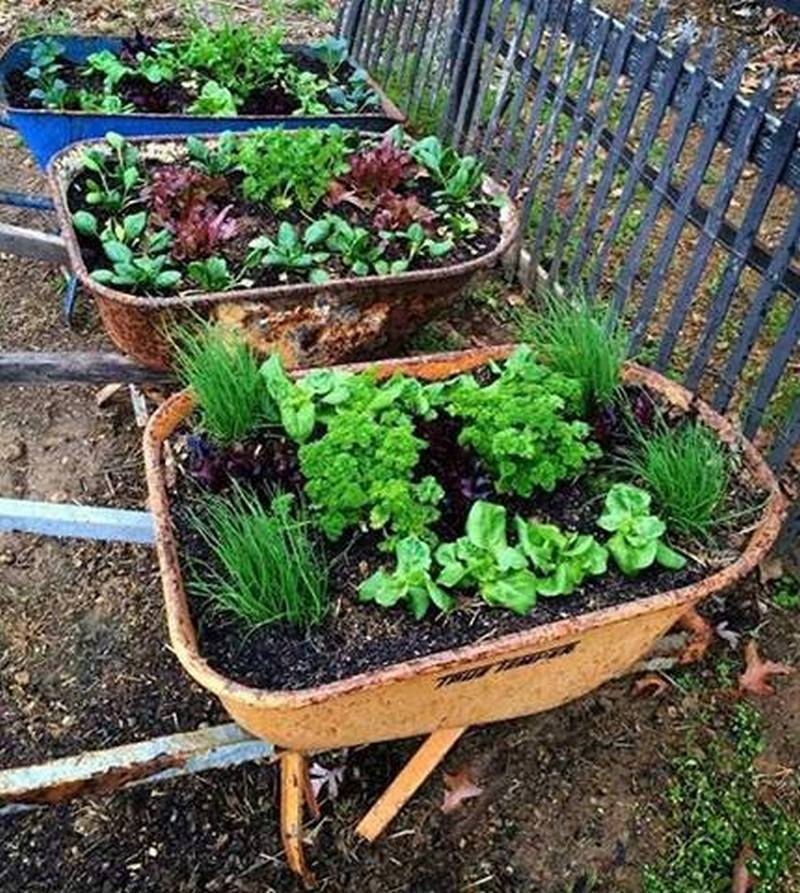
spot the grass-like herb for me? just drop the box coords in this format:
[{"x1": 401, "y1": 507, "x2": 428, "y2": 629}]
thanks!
[
  {"x1": 514, "y1": 292, "x2": 627, "y2": 413},
  {"x1": 187, "y1": 485, "x2": 329, "y2": 629},
  {"x1": 172, "y1": 321, "x2": 274, "y2": 445},
  {"x1": 623, "y1": 419, "x2": 728, "y2": 539}
]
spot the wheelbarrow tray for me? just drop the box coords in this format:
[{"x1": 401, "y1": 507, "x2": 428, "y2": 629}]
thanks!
[
  {"x1": 0, "y1": 35, "x2": 405, "y2": 169},
  {"x1": 143, "y1": 345, "x2": 786, "y2": 751},
  {"x1": 49, "y1": 133, "x2": 519, "y2": 371}
]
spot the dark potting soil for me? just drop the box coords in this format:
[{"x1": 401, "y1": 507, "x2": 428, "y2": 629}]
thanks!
[
  {"x1": 5, "y1": 46, "x2": 366, "y2": 116},
  {"x1": 168, "y1": 386, "x2": 766, "y2": 692},
  {"x1": 65, "y1": 160, "x2": 503, "y2": 294}
]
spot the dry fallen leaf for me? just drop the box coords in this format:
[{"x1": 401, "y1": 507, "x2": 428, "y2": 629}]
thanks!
[
  {"x1": 632, "y1": 674, "x2": 668, "y2": 698},
  {"x1": 758, "y1": 554, "x2": 784, "y2": 585},
  {"x1": 739, "y1": 640, "x2": 794, "y2": 696},
  {"x1": 95, "y1": 382, "x2": 124, "y2": 407},
  {"x1": 308, "y1": 761, "x2": 345, "y2": 801},
  {"x1": 442, "y1": 767, "x2": 483, "y2": 814},
  {"x1": 732, "y1": 843, "x2": 754, "y2": 893},
  {"x1": 677, "y1": 607, "x2": 714, "y2": 664}
]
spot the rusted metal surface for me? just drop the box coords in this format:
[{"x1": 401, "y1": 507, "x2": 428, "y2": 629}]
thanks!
[
  {"x1": 0, "y1": 723, "x2": 271, "y2": 811},
  {"x1": 142, "y1": 346, "x2": 787, "y2": 751},
  {"x1": 49, "y1": 134, "x2": 519, "y2": 371}
]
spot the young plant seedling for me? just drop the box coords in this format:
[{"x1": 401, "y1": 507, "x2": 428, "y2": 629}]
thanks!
[
  {"x1": 359, "y1": 535, "x2": 454, "y2": 619},
  {"x1": 79, "y1": 132, "x2": 143, "y2": 213},
  {"x1": 436, "y1": 501, "x2": 538, "y2": 615},
  {"x1": 597, "y1": 483, "x2": 686, "y2": 575},
  {"x1": 516, "y1": 520, "x2": 608, "y2": 596},
  {"x1": 247, "y1": 220, "x2": 331, "y2": 283}
]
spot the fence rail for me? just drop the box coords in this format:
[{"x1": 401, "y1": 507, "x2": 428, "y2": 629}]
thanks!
[{"x1": 338, "y1": 0, "x2": 800, "y2": 474}]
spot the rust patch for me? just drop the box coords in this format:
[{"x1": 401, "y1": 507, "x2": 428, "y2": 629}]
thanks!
[{"x1": 2, "y1": 753, "x2": 187, "y2": 806}]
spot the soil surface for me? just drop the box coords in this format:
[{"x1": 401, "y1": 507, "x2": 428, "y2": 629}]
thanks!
[{"x1": 0, "y1": 1, "x2": 798, "y2": 891}]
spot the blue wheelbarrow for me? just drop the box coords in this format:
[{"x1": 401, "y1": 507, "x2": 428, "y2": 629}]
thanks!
[{"x1": 0, "y1": 34, "x2": 405, "y2": 170}]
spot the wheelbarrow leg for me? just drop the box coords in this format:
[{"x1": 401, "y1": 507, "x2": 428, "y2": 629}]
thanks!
[
  {"x1": 280, "y1": 751, "x2": 317, "y2": 888},
  {"x1": 356, "y1": 726, "x2": 467, "y2": 842}
]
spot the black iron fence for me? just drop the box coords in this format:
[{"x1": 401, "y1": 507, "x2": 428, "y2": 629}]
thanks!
[{"x1": 337, "y1": 0, "x2": 800, "y2": 478}]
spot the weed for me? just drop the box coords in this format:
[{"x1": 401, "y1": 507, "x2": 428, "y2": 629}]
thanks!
[
  {"x1": 643, "y1": 703, "x2": 800, "y2": 893},
  {"x1": 772, "y1": 580, "x2": 800, "y2": 611},
  {"x1": 188, "y1": 485, "x2": 329, "y2": 628}
]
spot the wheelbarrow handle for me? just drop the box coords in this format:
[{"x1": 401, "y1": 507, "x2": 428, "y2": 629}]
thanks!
[{"x1": 0, "y1": 221, "x2": 68, "y2": 265}]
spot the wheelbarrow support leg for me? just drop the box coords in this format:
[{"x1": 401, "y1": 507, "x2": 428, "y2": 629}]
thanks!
[
  {"x1": 356, "y1": 726, "x2": 466, "y2": 842},
  {"x1": 280, "y1": 751, "x2": 316, "y2": 888}
]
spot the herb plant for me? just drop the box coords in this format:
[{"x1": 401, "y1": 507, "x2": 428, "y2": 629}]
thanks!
[
  {"x1": 514, "y1": 292, "x2": 627, "y2": 413},
  {"x1": 597, "y1": 484, "x2": 686, "y2": 575},
  {"x1": 172, "y1": 323, "x2": 275, "y2": 445},
  {"x1": 297, "y1": 373, "x2": 442, "y2": 542},
  {"x1": 623, "y1": 420, "x2": 728, "y2": 539},
  {"x1": 188, "y1": 485, "x2": 328, "y2": 628},
  {"x1": 359, "y1": 535, "x2": 454, "y2": 619},
  {"x1": 236, "y1": 127, "x2": 350, "y2": 209},
  {"x1": 436, "y1": 501, "x2": 538, "y2": 615},
  {"x1": 433, "y1": 346, "x2": 599, "y2": 496}
]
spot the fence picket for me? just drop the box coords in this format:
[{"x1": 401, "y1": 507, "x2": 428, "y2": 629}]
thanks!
[
  {"x1": 567, "y1": 5, "x2": 669, "y2": 285},
  {"x1": 450, "y1": 0, "x2": 496, "y2": 146},
  {"x1": 768, "y1": 393, "x2": 800, "y2": 471},
  {"x1": 528, "y1": 13, "x2": 614, "y2": 276},
  {"x1": 585, "y1": 32, "x2": 696, "y2": 301},
  {"x1": 494, "y1": 0, "x2": 557, "y2": 179},
  {"x1": 654, "y1": 74, "x2": 776, "y2": 372},
  {"x1": 550, "y1": 2, "x2": 644, "y2": 279},
  {"x1": 742, "y1": 293, "x2": 800, "y2": 437},
  {"x1": 683, "y1": 98, "x2": 800, "y2": 391},
  {"x1": 456, "y1": 0, "x2": 515, "y2": 150},
  {"x1": 714, "y1": 196, "x2": 800, "y2": 413},
  {"x1": 478, "y1": 0, "x2": 536, "y2": 156}
]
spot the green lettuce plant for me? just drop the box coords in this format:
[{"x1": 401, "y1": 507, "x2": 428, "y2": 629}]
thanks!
[
  {"x1": 188, "y1": 80, "x2": 238, "y2": 116},
  {"x1": 186, "y1": 256, "x2": 236, "y2": 291},
  {"x1": 516, "y1": 520, "x2": 608, "y2": 596},
  {"x1": 597, "y1": 483, "x2": 686, "y2": 575},
  {"x1": 79, "y1": 132, "x2": 142, "y2": 213},
  {"x1": 359, "y1": 535, "x2": 454, "y2": 619},
  {"x1": 436, "y1": 501, "x2": 538, "y2": 615}
]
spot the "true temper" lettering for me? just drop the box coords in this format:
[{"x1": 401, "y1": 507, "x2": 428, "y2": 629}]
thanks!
[{"x1": 434, "y1": 642, "x2": 577, "y2": 689}]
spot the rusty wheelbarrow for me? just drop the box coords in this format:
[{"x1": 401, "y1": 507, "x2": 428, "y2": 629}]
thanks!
[
  {"x1": 49, "y1": 134, "x2": 519, "y2": 371},
  {"x1": 142, "y1": 345, "x2": 787, "y2": 885}
]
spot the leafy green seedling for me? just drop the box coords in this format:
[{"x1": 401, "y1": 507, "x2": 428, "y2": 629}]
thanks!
[
  {"x1": 381, "y1": 222, "x2": 453, "y2": 266},
  {"x1": 326, "y1": 69, "x2": 379, "y2": 112},
  {"x1": 188, "y1": 80, "x2": 238, "y2": 116},
  {"x1": 247, "y1": 221, "x2": 330, "y2": 282},
  {"x1": 325, "y1": 215, "x2": 384, "y2": 276},
  {"x1": 311, "y1": 36, "x2": 349, "y2": 77},
  {"x1": 80, "y1": 132, "x2": 142, "y2": 213},
  {"x1": 597, "y1": 483, "x2": 686, "y2": 576},
  {"x1": 187, "y1": 133, "x2": 238, "y2": 177},
  {"x1": 83, "y1": 49, "x2": 133, "y2": 89},
  {"x1": 186, "y1": 256, "x2": 235, "y2": 291},
  {"x1": 516, "y1": 520, "x2": 608, "y2": 596},
  {"x1": 436, "y1": 501, "x2": 537, "y2": 615},
  {"x1": 359, "y1": 535, "x2": 454, "y2": 619}
]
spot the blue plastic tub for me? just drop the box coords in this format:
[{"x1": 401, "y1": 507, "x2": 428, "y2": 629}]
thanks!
[{"x1": 0, "y1": 35, "x2": 405, "y2": 169}]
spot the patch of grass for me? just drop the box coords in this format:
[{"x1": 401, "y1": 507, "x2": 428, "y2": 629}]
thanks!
[
  {"x1": 188, "y1": 485, "x2": 329, "y2": 628},
  {"x1": 18, "y1": 8, "x2": 72, "y2": 37},
  {"x1": 621, "y1": 420, "x2": 728, "y2": 539},
  {"x1": 405, "y1": 322, "x2": 466, "y2": 355},
  {"x1": 172, "y1": 322, "x2": 274, "y2": 445},
  {"x1": 513, "y1": 291, "x2": 627, "y2": 413},
  {"x1": 772, "y1": 579, "x2": 800, "y2": 611},
  {"x1": 643, "y1": 703, "x2": 800, "y2": 893}
]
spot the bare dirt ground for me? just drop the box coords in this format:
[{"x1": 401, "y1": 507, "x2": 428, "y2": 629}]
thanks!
[{"x1": 0, "y1": 1, "x2": 798, "y2": 891}]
